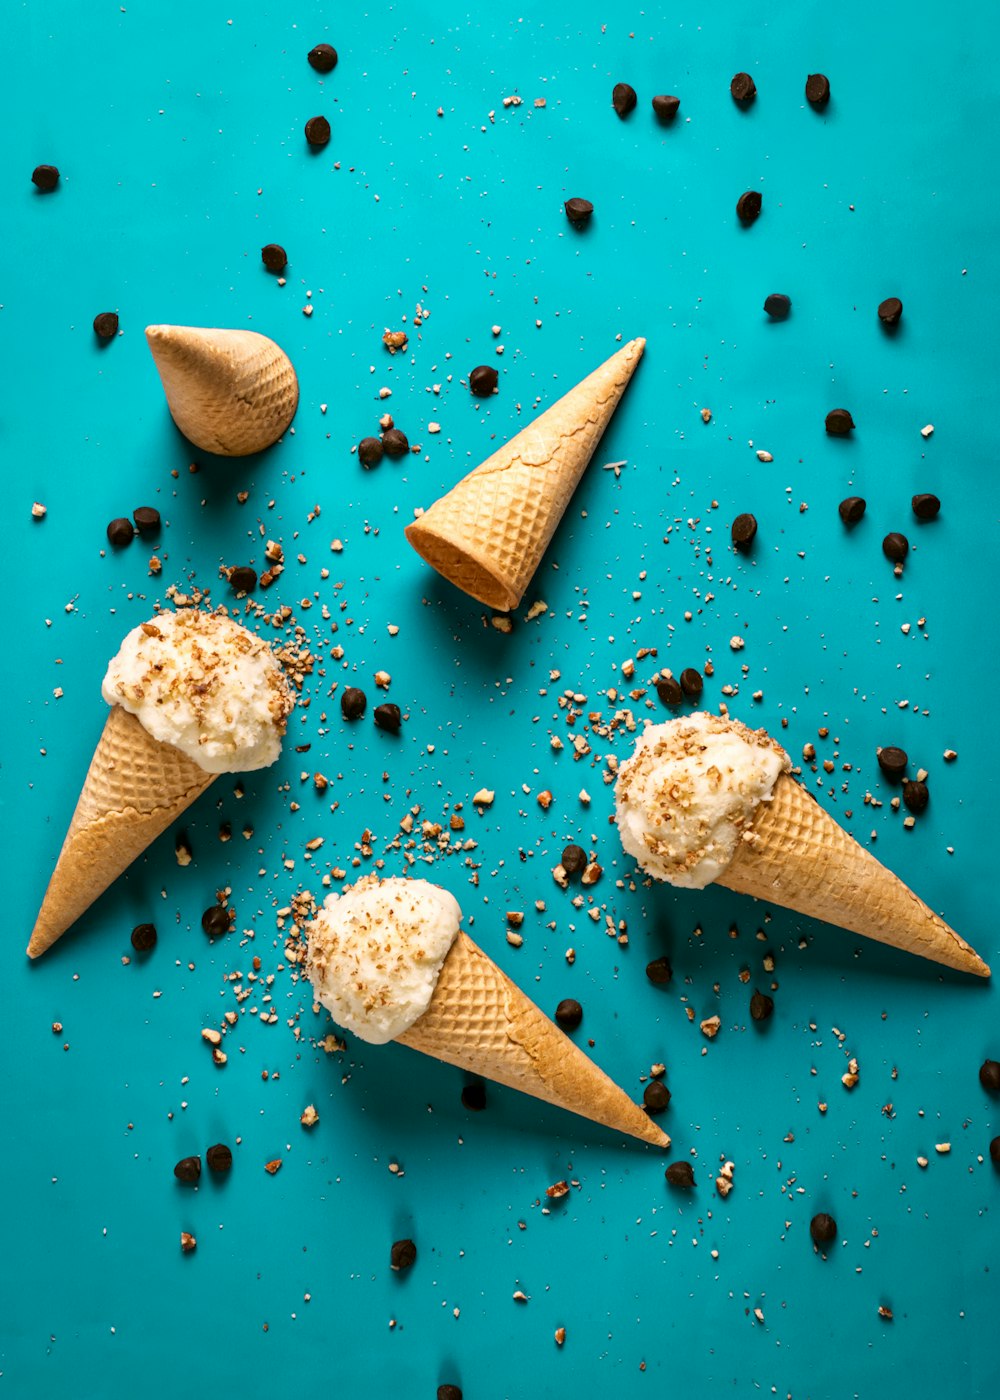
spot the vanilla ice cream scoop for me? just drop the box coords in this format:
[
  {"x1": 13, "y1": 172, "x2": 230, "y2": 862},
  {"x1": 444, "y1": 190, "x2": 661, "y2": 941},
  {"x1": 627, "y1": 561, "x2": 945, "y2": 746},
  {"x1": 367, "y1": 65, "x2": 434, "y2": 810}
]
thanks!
[
  {"x1": 614, "y1": 712, "x2": 790, "y2": 888},
  {"x1": 102, "y1": 608, "x2": 294, "y2": 773}
]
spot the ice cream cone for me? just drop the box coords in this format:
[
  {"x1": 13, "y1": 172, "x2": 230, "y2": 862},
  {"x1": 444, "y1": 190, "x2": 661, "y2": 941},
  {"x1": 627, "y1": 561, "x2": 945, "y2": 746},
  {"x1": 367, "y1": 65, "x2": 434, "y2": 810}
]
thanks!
[
  {"x1": 145, "y1": 324, "x2": 299, "y2": 456},
  {"x1": 717, "y1": 774, "x2": 989, "y2": 977},
  {"x1": 405, "y1": 338, "x2": 645, "y2": 610},
  {"x1": 28, "y1": 706, "x2": 215, "y2": 958},
  {"x1": 396, "y1": 930, "x2": 669, "y2": 1146}
]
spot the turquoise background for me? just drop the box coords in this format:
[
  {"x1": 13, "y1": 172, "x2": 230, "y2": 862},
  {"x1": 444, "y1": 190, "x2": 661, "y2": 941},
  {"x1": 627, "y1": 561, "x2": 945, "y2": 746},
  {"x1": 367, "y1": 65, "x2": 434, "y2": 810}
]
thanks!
[{"x1": 3, "y1": 1, "x2": 999, "y2": 1396}]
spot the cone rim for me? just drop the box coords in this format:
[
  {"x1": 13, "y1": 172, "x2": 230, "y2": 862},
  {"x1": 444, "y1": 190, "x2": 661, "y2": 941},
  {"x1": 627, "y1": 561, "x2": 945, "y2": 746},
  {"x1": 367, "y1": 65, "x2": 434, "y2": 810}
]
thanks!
[{"x1": 404, "y1": 517, "x2": 516, "y2": 611}]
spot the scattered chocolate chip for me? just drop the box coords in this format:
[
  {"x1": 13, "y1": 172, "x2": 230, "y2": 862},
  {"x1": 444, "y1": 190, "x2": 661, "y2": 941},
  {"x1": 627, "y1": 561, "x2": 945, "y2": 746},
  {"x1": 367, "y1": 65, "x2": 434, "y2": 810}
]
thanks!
[
  {"x1": 810, "y1": 1213, "x2": 838, "y2": 1246},
  {"x1": 825, "y1": 408, "x2": 855, "y2": 435},
  {"x1": 174, "y1": 1156, "x2": 202, "y2": 1184},
  {"x1": 228, "y1": 565, "x2": 257, "y2": 593},
  {"x1": 656, "y1": 676, "x2": 684, "y2": 707},
  {"x1": 902, "y1": 779, "x2": 929, "y2": 814},
  {"x1": 882, "y1": 532, "x2": 909, "y2": 563},
  {"x1": 665, "y1": 1161, "x2": 695, "y2": 1188},
  {"x1": 307, "y1": 43, "x2": 338, "y2": 73},
  {"x1": 912, "y1": 493, "x2": 940, "y2": 521},
  {"x1": 93, "y1": 312, "x2": 119, "y2": 339},
  {"x1": 131, "y1": 922, "x2": 157, "y2": 952},
  {"x1": 358, "y1": 436, "x2": 384, "y2": 468},
  {"x1": 32, "y1": 164, "x2": 60, "y2": 191},
  {"x1": 437, "y1": 1388, "x2": 463, "y2": 1400},
  {"x1": 876, "y1": 747, "x2": 908, "y2": 781},
  {"x1": 979, "y1": 1059, "x2": 1000, "y2": 1092},
  {"x1": 730, "y1": 72, "x2": 756, "y2": 104},
  {"x1": 206, "y1": 1143, "x2": 233, "y2": 1173},
  {"x1": 390, "y1": 1239, "x2": 417, "y2": 1271},
  {"x1": 261, "y1": 243, "x2": 287, "y2": 272},
  {"x1": 805, "y1": 73, "x2": 831, "y2": 107},
  {"x1": 731, "y1": 513, "x2": 758, "y2": 551},
  {"x1": 461, "y1": 1081, "x2": 486, "y2": 1112},
  {"x1": 374, "y1": 702, "x2": 402, "y2": 733},
  {"x1": 564, "y1": 196, "x2": 594, "y2": 226},
  {"x1": 838, "y1": 496, "x2": 866, "y2": 525},
  {"x1": 763, "y1": 293, "x2": 791, "y2": 319},
  {"x1": 132, "y1": 506, "x2": 161, "y2": 534},
  {"x1": 645, "y1": 955, "x2": 673, "y2": 986},
  {"x1": 612, "y1": 82, "x2": 638, "y2": 118},
  {"x1": 561, "y1": 843, "x2": 587, "y2": 875},
  {"x1": 750, "y1": 989, "x2": 774, "y2": 1021},
  {"x1": 201, "y1": 905, "x2": 231, "y2": 938},
  {"x1": 341, "y1": 686, "x2": 367, "y2": 720},
  {"x1": 652, "y1": 94, "x2": 680, "y2": 120},
  {"x1": 305, "y1": 115, "x2": 331, "y2": 146},
  {"x1": 643, "y1": 1081, "x2": 671, "y2": 1114},
  {"x1": 554, "y1": 998, "x2": 583, "y2": 1031},
  {"x1": 991, "y1": 1135, "x2": 1000, "y2": 1164},
  {"x1": 736, "y1": 190, "x2": 762, "y2": 223},
  {"x1": 381, "y1": 428, "x2": 409, "y2": 457},
  {"x1": 106, "y1": 517, "x2": 134, "y2": 548},
  {"x1": 469, "y1": 364, "x2": 499, "y2": 397},
  {"x1": 878, "y1": 296, "x2": 903, "y2": 326},
  {"x1": 679, "y1": 668, "x2": 703, "y2": 700}
]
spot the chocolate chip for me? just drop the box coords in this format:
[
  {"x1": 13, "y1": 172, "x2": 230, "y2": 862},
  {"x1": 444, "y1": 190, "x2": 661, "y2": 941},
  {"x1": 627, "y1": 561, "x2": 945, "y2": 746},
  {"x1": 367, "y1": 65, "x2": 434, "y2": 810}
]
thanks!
[
  {"x1": 305, "y1": 115, "x2": 331, "y2": 146},
  {"x1": 612, "y1": 82, "x2": 638, "y2": 118},
  {"x1": 132, "y1": 506, "x2": 161, "y2": 534},
  {"x1": 206, "y1": 1143, "x2": 233, "y2": 1173},
  {"x1": 665, "y1": 1161, "x2": 695, "y2": 1188},
  {"x1": 554, "y1": 998, "x2": 583, "y2": 1031},
  {"x1": 805, "y1": 73, "x2": 831, "y2": 106},
  {"x1": 374, "y1": 702, "x2": 402, "y2": 733},
  {"x1": 32, "y1": 164, "x2": 60, "y2": 191},
  {"x1": 730, "y1": 72, "x2": 756, "y2": 104},
  {"x1": 228, "y1": 565, "x2": 257, "y2": 593},
  {"x1": 341, "y1": 686, "x2": 367, "y2": 720},
  {"x1": 358, "y1": 436, "x2": 384, "y2": 468},
  {"x1": 390, "y1": 1238, "x2": 417, "y2": 1271},
  {"x1": 131, "y1": 922, "x2": 157, "y2": 952},
  {"x1": 437, "y1": 1388, "x2": 463, "y2": 1400},
  {"x1": 876, "y1": 746, "x2": 908, "y2": 781},
  {"x1": 991, "y1": 1136, "x2": 1000, "y2": 1164},
  {"x1": 174, "y1": 1156, "x2": 202, "y2": 1184},
  {"x1": 307, "y1": 43, "x2": 338, "y2": 73},
  {"x1": 461, "y1": 1081, "x2": 486, "y2": 1112},
  {"x1": 750, "y1": 989, "x2": 774, "y2": 1021},
  {"x1": 381, "y1": 428, "x2": 409, "y2": 457},
  {"x1": 912, "y1": 493, "x2": 940, "y2": 521},
  {"x1": 882, "y1": 532, "x2": 909, "y2": 563},
  {"x1": 561, "y1": 843, "x2": 587, "y2": 875},
  {"x1": 679, "y1": 668, "x2": 703, "y2": 700},
  {"x1": 902, "y1": 780, "x2": 929, "y2": 814},
  {"x1": 838, "y1": 496, "x2": 866, "y2": 525},
  {"x1": 731, "y1": 513, "x2": 758, "y2": 551},
  {"x1": 106, "y1": 517, "x2": 134, "y2": 548},
  {"x1": 564, "y1": 196, "x2": 594, "y2": 225},
  {"x1": 736, "y1": 190, "x2": 762, "y2": 223},
  {"x1": 656, "y1": 676, "x2": 683, "y2": 707},
  {"x1": 261, "y1": 243, "x2": 287, "y2": 272},
  {"x1": 645, "y1": 955, "x2": 673, "y2": 986},
  {"x1": 469, "y1": 364, "x2": 499, "y2": 397},
  {"x1": 93, "y1": 312, "x2": 119, "y2": 339},
  {"x1": 763, "y1": 293, "x2": 791, "y2": 319},
  {"x1": 825, "y1": 408, "x2": 855, "y2": 435},
  {"x1": 652, "y1": 94, "x2": 680, "y2": 120},
  {"x1": 810, "y1": 1212, "x2": 837, "y2": 1246},
  {"x1": 643, "y1": 1081, "x2": 671, "y2": 1114},
  {"x1": 201, "y1": 905, "x2": 231, "y2": 938},
  {"x1": 979, "y1": 1059, "x2": 1000, "y2": 1092},
  {"x1": 878, "y1": 296, "x2": 903, "y2": 326}
]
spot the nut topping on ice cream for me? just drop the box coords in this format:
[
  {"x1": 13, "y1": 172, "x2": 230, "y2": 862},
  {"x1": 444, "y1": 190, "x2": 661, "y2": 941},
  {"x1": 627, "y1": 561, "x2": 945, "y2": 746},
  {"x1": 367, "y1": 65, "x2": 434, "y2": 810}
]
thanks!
[
  {"x1": 306, "y1": 875, "x2": 463, "y2": 1044},
  {"x1": 102, "y1": 608, "x2": 294, "y2": 773},
  {"x1": 614, "y1": 712, "x2": 790, "y2": 888}
]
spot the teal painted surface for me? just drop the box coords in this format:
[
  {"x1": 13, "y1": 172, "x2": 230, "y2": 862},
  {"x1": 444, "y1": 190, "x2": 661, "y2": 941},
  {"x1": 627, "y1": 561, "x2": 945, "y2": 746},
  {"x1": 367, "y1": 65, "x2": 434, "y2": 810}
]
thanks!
[{"x1": 3, "y1": 2, "x2": 998, "y2": 1396}]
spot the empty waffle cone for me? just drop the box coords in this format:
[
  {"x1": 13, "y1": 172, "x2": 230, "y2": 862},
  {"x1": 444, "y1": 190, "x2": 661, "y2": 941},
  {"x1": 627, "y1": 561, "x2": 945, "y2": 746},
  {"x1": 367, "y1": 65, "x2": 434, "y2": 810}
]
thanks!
[
  {"x1": 397, "y1": 930, "x2": 669, "y2": 1146},
  {"x1": 405, "y1": 338, "x2": 645, "y2": 610},
  {"x1": 717, "y1": 774, "x2": 989, "y2": 977},
  {"x1": 145, "y1": 324, "x2": 299, "y2": 456},
  {"x1": 28, "y1": 705, "x2": 215, "y2": 958}
]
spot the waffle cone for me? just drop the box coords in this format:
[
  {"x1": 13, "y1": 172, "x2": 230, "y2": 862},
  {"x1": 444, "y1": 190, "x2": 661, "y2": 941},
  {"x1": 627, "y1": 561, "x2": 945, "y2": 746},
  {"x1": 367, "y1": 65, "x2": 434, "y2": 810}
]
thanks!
[
  {"x1": 397, "y1": 931, "x2": 669, "y2": 1146},
  {"x1": 145, "y1": 324, "x2": 299, "y2": 456},
  {"x1": 405, "y1": 338, "x2": 645, "y2": 610},
  {"x1": 28, "y1": 706, "x2": 215, "y2": 958},
  {"x1": 717, "y1": 774, "x2": 989, "y2": 977}
]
